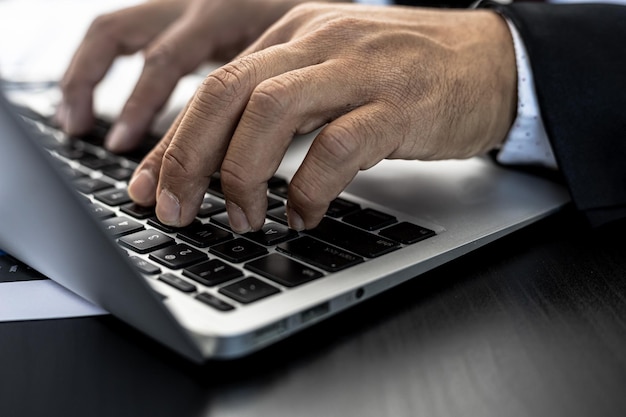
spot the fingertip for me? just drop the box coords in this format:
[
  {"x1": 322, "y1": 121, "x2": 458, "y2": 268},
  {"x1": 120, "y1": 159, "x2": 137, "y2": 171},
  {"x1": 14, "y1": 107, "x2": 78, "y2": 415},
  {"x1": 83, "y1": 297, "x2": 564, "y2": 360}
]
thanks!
[
  {"x1": 128, "y1": 169, "x2": 157, "y2": 205},
  {"x1": 105, "y1": 122, "x2": 139, "y2": 153},
  {"x1": 226, "y1": 201, "x2": 252, "y2": 234},
  {"x1": 64, "y1": 103, "x2": 94, "y2": 135},
  {"x1": 286, "y1": 204, "x2": 305, "y2": 231},
  {"x1": 156, "y1": 188, "x2": 181, "y2": 226}
]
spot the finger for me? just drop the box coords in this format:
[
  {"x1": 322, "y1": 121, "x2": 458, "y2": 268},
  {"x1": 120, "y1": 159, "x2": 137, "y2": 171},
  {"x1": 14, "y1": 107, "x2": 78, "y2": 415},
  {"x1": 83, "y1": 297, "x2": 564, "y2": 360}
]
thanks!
[
  {"x1": 59, "y1": 18, "x2": 127, "y2": 135},
  {"x1": 154, "y1": 96, "x2": 226, "y2": 227},
  {"x1": 219, "y1": 60, "x2": 370, "y2": 232},
  {"x1": 105, "y1": 13, "x2": 218, "y2": 153},
  {"x1": 127, "y1": 99, "x2": 190, "y2": 207},
  {"x1": 154, "y1": 44, "x2": 325, "y2": 230},
  {"x1": 287, "y1": 103, "x2": 400, "y2": 230}
]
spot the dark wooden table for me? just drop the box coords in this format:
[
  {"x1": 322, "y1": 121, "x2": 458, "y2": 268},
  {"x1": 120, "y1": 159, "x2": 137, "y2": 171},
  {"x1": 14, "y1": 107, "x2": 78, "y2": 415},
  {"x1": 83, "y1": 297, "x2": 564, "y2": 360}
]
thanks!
[{"x1": 2, "y1": 206, "x2": 625, "y2": 417}]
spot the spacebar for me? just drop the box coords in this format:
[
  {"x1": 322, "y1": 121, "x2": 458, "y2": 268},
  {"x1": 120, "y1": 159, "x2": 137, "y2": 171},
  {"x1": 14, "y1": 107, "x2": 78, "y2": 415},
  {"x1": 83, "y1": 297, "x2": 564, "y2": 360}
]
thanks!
[
  {"x1": 306, "y1": 217, "x2": 400, "y2": 258},
  {"x1": 276, "y1": 236, "x2": 363, "y2": 273}
]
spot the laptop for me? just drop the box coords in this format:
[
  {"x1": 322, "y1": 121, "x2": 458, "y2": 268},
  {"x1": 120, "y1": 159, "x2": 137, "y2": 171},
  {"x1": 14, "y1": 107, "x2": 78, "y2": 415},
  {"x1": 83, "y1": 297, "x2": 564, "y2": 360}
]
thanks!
[{"x1": 0, "y1": 90, "x2": 571, "y2": 362}]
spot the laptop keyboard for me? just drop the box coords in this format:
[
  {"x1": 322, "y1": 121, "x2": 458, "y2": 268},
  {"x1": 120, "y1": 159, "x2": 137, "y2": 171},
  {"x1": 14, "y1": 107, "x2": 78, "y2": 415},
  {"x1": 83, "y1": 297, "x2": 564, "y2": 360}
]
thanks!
[{"x1": 22, "y1": 114, "x2": 437, "y2": 311}]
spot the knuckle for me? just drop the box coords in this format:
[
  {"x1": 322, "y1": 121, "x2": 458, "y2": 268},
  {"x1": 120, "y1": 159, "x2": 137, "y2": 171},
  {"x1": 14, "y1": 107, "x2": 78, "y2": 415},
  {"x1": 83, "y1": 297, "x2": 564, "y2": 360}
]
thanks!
[
  {"x1": 288, "y1": 177, "x2": 327, "y2": 215},
  {"x1": 87, "y1": 13, "x2": 118, "y2": 39},
  {"x1": 182, "y1": 101, "x2": 215, "y2": 126},
  {"x1": 160, "y1": 142, "x2": 195, "y2": 183},
  {"x1": 120, "y1": 95, "x2": 146, "y2": 115},
  {"x1": 247, "y1": 78, "x2": 295, "y2": 120},
  {"x1": 204, "y1": 59, "x2": 254, "y2": 92},
  {"x1": 220, "y1": 158, "x2": 252, "y2": 194},
  {"x1": 198, "y1": 62, "x2": 251, "y2": 106},
  {"x1": 58, "y1": 74, "x2": 78, "y2": 96},
  {"x1": 314, "y1": 124, "x2": 360, "y2": 164},
  {"x1": 198, "y1": 74, "x2": 230, "y2": 103},
  {"x1": 143, "y1": 43, "x2": 180, "y2": 75}
]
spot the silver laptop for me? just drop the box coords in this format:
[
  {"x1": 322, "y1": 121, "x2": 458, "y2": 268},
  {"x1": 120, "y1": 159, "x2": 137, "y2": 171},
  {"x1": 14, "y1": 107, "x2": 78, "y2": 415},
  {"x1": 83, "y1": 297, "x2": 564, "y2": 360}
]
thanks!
[{"x1": 0, "y1": 90, "x2": 571, "y2": 362}]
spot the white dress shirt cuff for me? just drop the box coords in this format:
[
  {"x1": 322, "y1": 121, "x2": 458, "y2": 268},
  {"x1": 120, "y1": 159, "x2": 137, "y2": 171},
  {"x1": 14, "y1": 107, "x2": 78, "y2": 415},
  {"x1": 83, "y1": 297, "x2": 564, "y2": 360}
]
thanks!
[{"x1": 497, "y1": 19, "x2": 558, "y2": 169}]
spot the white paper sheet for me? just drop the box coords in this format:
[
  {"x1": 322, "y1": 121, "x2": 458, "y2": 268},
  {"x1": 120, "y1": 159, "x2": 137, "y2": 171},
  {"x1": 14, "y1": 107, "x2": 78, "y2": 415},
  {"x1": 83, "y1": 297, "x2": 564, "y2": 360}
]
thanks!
[{"x1": 0, "y1": 280, "x2": 108, "y2": 322}]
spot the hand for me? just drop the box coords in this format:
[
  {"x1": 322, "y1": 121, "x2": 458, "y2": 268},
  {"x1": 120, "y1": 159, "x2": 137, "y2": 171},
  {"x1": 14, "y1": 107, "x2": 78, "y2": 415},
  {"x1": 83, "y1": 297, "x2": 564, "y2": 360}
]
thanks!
[
  {"x1": 57, "y1": 0, "x2": 330, "y2": 152},
  {"x1": 128, "y1": 3, "x2": 517, "y2": 232}
]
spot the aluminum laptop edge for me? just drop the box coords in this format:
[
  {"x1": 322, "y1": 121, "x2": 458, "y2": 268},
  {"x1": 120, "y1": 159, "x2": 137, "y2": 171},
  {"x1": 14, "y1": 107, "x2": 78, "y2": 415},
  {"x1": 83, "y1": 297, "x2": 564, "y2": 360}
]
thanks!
[{"x1": 0, "y1": 91, "x2": 571, "y2": 362}]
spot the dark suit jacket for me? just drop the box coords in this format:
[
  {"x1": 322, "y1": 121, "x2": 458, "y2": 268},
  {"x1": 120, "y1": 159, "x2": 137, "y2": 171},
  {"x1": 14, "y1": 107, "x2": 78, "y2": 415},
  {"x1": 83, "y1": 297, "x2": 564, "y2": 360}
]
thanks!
[{"x1": 394, "y1": 1, "x2": 626, "y2": 227}]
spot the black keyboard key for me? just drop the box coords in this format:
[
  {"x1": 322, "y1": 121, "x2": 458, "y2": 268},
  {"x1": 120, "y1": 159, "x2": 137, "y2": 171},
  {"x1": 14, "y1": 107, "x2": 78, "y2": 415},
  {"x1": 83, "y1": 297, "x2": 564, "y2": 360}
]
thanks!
[
  {"x1": 196, "y1": 195, "x2": 226, "y2": 218},
  {"x1": 74, "y1": 177, "x2": 113, "y2": 194},
  {"x1": 120, "y1": 203, "x2": 155, "y2": 219},
  {"x1": 158, "y1": 273, "x2": 196, "y2": 293},
  {"x1": 306, "y1": 218, "x2": 399, "y2": 258},
  {"x1": 277, "y1": 236, "x2": 363, "y2": 272},
  {"x1": 267, "y1": 176, "x2": 288, "y2": 192},
  {"x1": 267, "y1": 206, "x2": 288, "y2": 225},
  {"x1": 177, "y1": 223, "x2": 232, "y2": 248},
  {"x1": 119, "y1": 229, "x2": 175, "y2": 254},
  {"x1": 219, "y1": 277, "x2": 280, "y2": 304},
  {"x1": 102, "y1": 217, "x2": 144, "y2": 237},
  {"x1": 204, "y1": 190, "x2": 284, "y2": 214},
  {"x1": 183, "y1": 259, "x2": 243, "y2": 287},
  {"x1": 207, "y1": 174, "x2": 224, "y2": 197},
  {"x1": 326, "y1": 197, "x2": 360, "y2": 218},
  {"x1": 210, "y1": 199, "x2": 282, "y2": 230},
  {"x1": 129, "y1": 256, "x2": 161, "y2": 275},
  {"x1": 79, "y1": 154, "x2": 117, "y2": 170},
  {"x1": 102, "y1": 165, "x2": 134, "y2": 181},
  {"x1": 342, "y1": 208, "x2": 397, "y2": 231},
  {"x1": 210, "y1": 212, "x2": 231, "y2": 230},
  {"x1": 208, "y1": 173, "x2": 283, "y2": 199},
  {"x1": 209, "y1": 238, "x2": 268, "y2": 263},
  {"x1": 245, "y1": 253, "x2": 323, "y2": 287},
  {"x1": 34, "y1": 129, "x2": 64, "y2": 150},
  {"x1": 379, "y1": 222, "x2": 436, "y2": 244},
  {"x1": 195, "y1": 292, "x2": 235, "y2": 312},
  {"x1": 94, "y1": 188, "x2": 132, "y2": 206},
  {"x1": 74, "y1": 117, "x2": 112, "y2": 146},
  {"x1": 59, "y1": 165, "x2": 86, "y2": 180},
  {"x1": 244, "y1": 222, "x2": 298, "y2": 246},
  {"x1": 267, "y1": 196, "x2": 284, "y2": 210},
  {"x1": 147, "y1": 216, "x2": 200, "y2": 233},
  {"x1": 56, "y1": 145, "x2": 85, "y2": 160},
  {"x1": 149, "y1": 244, "x2": 208, "y2": 269},
  {"x1": 88, "y1": 203, "x2": 115, "y2": 219},
  {"x1": 268, "y1": 179, "x2": 289, "y2": 198}
]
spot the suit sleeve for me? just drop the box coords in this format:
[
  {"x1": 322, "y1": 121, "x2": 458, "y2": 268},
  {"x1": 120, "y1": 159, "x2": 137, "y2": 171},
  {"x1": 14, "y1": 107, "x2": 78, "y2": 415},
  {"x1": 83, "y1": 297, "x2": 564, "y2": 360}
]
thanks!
[{"x1": 492, "y1": 3, "x2": 626, "y2": 227}]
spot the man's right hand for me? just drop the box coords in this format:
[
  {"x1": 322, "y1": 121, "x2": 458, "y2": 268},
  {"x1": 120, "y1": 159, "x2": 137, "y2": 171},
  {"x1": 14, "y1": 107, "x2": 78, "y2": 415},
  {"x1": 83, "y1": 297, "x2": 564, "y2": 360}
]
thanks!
[{"x1": 127, "y1": 4, "x2": 517, "y2": 232}]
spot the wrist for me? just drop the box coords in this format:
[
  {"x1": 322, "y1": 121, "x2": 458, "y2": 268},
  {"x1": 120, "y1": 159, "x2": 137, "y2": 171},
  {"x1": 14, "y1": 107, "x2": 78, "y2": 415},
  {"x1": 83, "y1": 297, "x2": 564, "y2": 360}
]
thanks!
[{"x1": 478, "y1": 10, "x2": 518, "y2": 150}]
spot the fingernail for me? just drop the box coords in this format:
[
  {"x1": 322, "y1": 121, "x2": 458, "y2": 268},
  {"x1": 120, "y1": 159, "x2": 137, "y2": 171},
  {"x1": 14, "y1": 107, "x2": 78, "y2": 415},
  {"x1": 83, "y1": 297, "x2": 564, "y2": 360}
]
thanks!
[
  {"x1": 226, "y1": 201, "x2": 251, "y2": 234},
  {"x1": 157, "y1": 188, "x2": 180, "y2": 225},
  {"x1": 287, "y1": 206, "x2": 305, "y2": 231},
  {"x1": 128, "y1": 170, "x2": 156, "y2": 204},
  {"x1": 105, "y1": 122, "x2": 129, "y2": 152}
]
